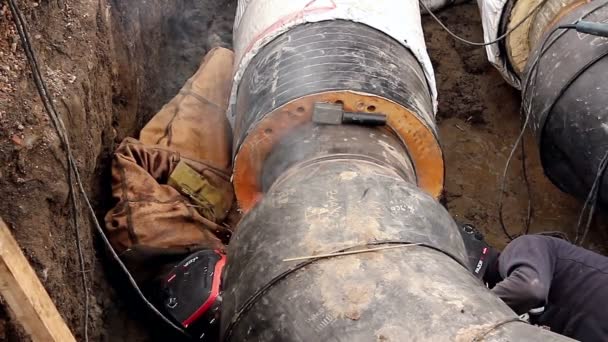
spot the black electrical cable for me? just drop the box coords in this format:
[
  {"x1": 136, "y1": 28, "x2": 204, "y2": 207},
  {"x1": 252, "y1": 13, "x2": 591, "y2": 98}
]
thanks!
[
  {"x1": 420, "y1": 0, "x2": 549, "y2": 46},
  {"x1": 496, "y1": 115, "x2": 535, "y2": 242},
  {"x1": 496, "y1": 24, "x2": 575, "y2": 242},
  {"x1": 421, "y1": 0, "x2": 546, "y2": 241},
  {"x1": 515, "y1": 0, "x2": 608, "y2": 244},
  {"x1": 6, "y1": 0, "x2": 90, "y2": 339},
  {"x1": 6, "y1": 0, "x2": 191, "y2": 338},
  {"x1": 520, "y1": 135, "x2": 532, "y2": 235},
  {"x1": 575, "y1": 151, "x2": 608, "y2": 245},
  {"x1": 497, "y1": 108, "x2": 536, "y2": 240},
  {"x1": 425, "y1": 0, "x2": 608, "y2": 243}
]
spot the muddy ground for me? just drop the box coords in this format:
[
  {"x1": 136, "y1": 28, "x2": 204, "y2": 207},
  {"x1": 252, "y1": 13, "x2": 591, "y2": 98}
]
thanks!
[
  {"x1": 0, "y1": 0, "x2": 605, "y2": 341},
  {"x1": 424, "y1": 4, "x2": 607, "y2": 252}
]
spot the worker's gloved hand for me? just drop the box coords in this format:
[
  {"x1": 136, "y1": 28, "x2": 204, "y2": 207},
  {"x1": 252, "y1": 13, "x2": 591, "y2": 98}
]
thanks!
[
  {"x1": 528, "y1": 306, "x2": 545, "y2": 325},
  {"x1": 456, "y1": 223, "x2": 499, "y2": 279}
]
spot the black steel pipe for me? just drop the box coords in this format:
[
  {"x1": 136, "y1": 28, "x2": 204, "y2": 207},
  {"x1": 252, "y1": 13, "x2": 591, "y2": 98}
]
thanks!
[
  {"x1": 231, "y1": 19, "x2": 444, "y2": 210},
  {"x1": 260, "y1": 123, "x2": 416, "y2": 192},
  {"x1": 222, "y1": 143, "x2": 571, "y2": 341},
  {"x1": 233, "y1": 20, "x2": 435, "y2": 151},
  {"x1": 225, "y1": 11, "x2": 573, "y2": 342},
  {"x1": 523, "y1": 0, "x2": 608, "y2": 203}
]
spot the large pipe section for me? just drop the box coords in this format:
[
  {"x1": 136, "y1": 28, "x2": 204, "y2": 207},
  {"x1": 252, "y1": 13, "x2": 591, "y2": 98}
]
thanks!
[
  {"x1": 222, "y1": 0, "x2": 573, "y2": 340},
  {"x1": 479, "y1": 0, "x2": 608, "y2": 204},
  {"x1": 223, "y1": 134, "x2": 572, "y2": 341},
  {"x1": 228, "y1": 0, "x2": 443, "y2": 212}
]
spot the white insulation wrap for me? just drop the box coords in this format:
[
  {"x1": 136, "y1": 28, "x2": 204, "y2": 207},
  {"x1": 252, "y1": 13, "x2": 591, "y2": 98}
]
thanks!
[
  {"x1": 421, "y1": 0, "x2": 458, "y2": 13},
  {"x1": 477, "y1": 0, "x2": 521, "y2": 88},
  {"x1": 229, "y1": 0, "x2": 438, "y2": 125}
]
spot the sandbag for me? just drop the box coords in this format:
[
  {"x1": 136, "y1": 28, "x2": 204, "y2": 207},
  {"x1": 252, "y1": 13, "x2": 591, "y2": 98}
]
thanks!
[{"x1": 104, "y1": 48, "x2": 235, "y2": 272}]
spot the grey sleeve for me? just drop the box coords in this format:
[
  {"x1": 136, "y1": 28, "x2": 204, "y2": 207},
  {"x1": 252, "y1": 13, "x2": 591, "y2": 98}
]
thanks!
[{"x1": 491, "y1": 236, "x2": 555, "y2": 315}]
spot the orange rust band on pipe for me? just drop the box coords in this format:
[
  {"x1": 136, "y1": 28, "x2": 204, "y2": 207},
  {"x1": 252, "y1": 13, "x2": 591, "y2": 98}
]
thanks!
[
  {"x1": 233, "y1": 91, "x2": 444, "y2": 212},
  {"x1": 543, "y1": 0, "x2": 590, "y2": 34},
  {"x1": 505, "y1": 0, "x2": 589, "y2": 75}
]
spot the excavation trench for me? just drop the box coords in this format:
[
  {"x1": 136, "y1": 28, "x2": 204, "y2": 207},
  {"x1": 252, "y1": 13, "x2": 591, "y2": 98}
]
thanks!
[
  {"x1": 0, "y1": 0, "x2": 234, "y2": 340},
  {"x1": 0, "y1": 0, "x2": 604, "y2": 341}
]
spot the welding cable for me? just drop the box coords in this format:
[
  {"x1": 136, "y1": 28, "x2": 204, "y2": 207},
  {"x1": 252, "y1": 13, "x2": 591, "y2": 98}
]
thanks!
[
  {"x1": 496, "y1": 23, "x2": 576, "y2": 241},
  {"x1": 495, "y1": 24, "x2": 564, "y2": 241},
  {"x1": 520, "y1": 1, "x2": 608, "y2": 244},
  {"x1": 499, "y1": 0, "x2": 608, "y2": 243},
  {"x1": 6, "y1": 0, "x2": 91, "y2": 340},
  {"x1": 419, "y1": 0, "x2": 549, "y2": 46},
  {"x1": 575, "y1": 150, "x2": 608, "y2": 245},
  {"x1": 6, "y1": 0, "x2": 191, "y2": 338}
]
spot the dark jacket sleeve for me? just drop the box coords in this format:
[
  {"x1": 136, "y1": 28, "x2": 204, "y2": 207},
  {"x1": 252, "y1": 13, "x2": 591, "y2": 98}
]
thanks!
[{"x1": 491, "y1": 235, "x2": 556, "y2": 314}]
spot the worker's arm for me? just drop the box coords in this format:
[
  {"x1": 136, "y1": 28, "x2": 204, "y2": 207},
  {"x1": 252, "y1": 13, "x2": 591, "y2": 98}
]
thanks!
[{"x1": 491, "y1": 235, "x2": 556, "y2": 314}]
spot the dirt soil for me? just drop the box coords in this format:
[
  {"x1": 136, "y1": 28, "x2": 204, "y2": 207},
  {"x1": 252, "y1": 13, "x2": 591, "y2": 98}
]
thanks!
[
  {"x1": 0, "y1": 0, "x2": 605, "y2": 341},
  {"x1": 0, "y1": 0, "x2": 234, "y2": 340},
  {"x1": 422, "y1": 3, "x2": 608, "y2": 252}
]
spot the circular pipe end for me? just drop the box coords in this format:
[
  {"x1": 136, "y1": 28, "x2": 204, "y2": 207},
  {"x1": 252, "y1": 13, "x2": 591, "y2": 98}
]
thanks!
[{"x1": 233, "y1": 91, "x2": 444, "y2": 212}]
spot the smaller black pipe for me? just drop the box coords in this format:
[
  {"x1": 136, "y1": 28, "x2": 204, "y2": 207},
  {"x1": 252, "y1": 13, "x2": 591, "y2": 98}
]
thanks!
[
  {"x1": 523, "y1": 0, "x2": 608, "y2": 203},
  {"x1": 222, "y1": 155, "x2": 572, "y2": 341},
  {"x1": 575, "y1": 20, "x2": 608, "y2": 37}
]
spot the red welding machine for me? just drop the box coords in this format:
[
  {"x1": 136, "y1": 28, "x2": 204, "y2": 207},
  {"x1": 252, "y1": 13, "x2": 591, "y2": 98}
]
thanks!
[{"x1": 161, "y1": 249, "x2": 226, "y2": 340}]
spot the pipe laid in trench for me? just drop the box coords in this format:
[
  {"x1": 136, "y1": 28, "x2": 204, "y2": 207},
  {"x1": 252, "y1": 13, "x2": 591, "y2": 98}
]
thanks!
[
  {"x1": 524, "y1": 1, "x2": 608, "y2": 204},
  {"x1": 222, "y1": 125, "x2": 572, "y2": 341},
  {"x1": 479, "y1": 0, "x2": 608, "y2": 205},
  {"x1": 222, "y1": 0, "x2": 574, "y2": 340}
]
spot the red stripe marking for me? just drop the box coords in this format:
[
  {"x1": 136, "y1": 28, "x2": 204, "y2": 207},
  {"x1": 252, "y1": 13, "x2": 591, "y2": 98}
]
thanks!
[
  {"x1": 167, "y1": 274, "x2": 177, "y2": 283},
  {"x1": 181, "y1": 252, "x2": 226, "y2": 327},
  {"x1": 240, "y1": 0, "x2": 338, "y2": 67}
]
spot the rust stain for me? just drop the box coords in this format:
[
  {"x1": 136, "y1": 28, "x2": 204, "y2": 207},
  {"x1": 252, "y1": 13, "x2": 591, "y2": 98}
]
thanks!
[
  {"x1": 316, "y1": 259, "x2": 376, "y2": 320},
  {"x1": 454, "y1": 323, "x2": 495, "y2": 342},
  {"x1": 233, "y1": 90, "x2": 444, "y2": 213}
]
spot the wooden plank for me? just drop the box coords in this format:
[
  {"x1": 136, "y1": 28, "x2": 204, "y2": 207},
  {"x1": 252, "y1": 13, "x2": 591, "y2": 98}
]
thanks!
[{"x1": 0, "y1": 217, "x2": 76, "y2": 342}]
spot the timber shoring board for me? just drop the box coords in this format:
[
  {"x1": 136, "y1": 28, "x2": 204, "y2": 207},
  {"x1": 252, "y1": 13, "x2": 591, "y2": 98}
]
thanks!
[{"x1": 0, "y1": 217, "x2": 76, "y2": 342}]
